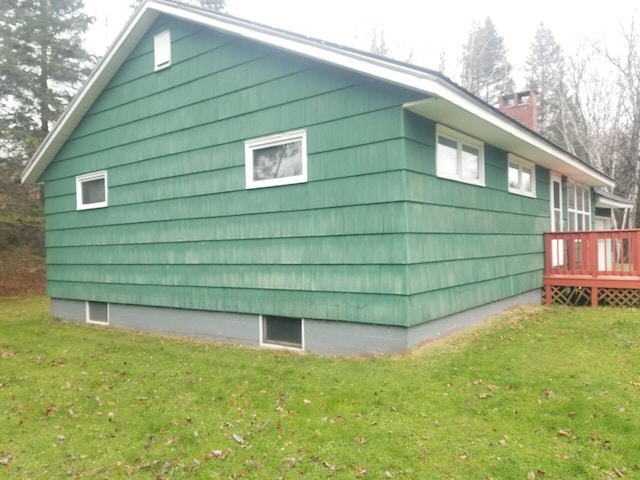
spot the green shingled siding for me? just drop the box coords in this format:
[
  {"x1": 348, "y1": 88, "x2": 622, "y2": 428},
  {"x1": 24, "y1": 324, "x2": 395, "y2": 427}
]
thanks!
[
  {"x1": 403, "y1": 112, "x2": 549, "y2": 324},
  {"x1": 42, "y1": 16, "x2": 422, "y2": 326},
  {"x1": 40, "y1": 15, "x2": 554, "y2": 329}
]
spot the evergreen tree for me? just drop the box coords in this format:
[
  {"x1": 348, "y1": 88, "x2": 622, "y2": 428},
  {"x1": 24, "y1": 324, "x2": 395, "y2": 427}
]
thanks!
[
  {"x1": 0, "y1": 0, "x2": 94, "y2": 167},
  {"x1": 461, "y1": 18, "x2": 514, "y2": 105},
  {"x1": 525, "y1": 23, "x2": 566, "y2": 143}
]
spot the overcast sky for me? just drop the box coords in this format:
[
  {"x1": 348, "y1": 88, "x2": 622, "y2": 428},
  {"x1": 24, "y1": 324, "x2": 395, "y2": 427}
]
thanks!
[{"x1": 83, "y1": 0, "x2": 639, "y2": 87}]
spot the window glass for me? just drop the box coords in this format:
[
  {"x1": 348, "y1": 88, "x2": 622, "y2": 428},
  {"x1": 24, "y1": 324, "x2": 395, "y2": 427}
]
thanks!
[
  {"x1": 82, "y1": 178, "x2": 106, "y2": 205},
  {"x1": 521, "y1": 166, "x2": 532, "y2": 192},
  {"x1": 437, "y1": 137, "x2": 458, "y2": 176},
  {"x1": 252, "y1": 141, "x2": 302, "y2": 181},
  {"x1": 553, "y1": 182, "x2": 560, "y2": 209},
  {"x1": 87, "y1": 301, "x2": 108, "y2": 324},
  {"x1": 435, "y1": 126, "x2": 484, "y2": 185},
  {"x1": 76, "y1": 171, "x2": 108, "y2": 210},
  {"x1": 507, "y1": 155, "x2": 535, "y2": 197},
  {"x1": 508, "y1": 163, "x2": 519, "y2": 190},
  {"x1": 554, "y1": 214, "x2": 561, "y2": 232},
  {"x1": 263, "y1": 315, "x2": 302, "y2": 348},
  {"x1": 245, "y1": 131, "x2": 307, "y2": 189},
  {"x1": 584, "y1": 189, "x2": 590, "y2": 211},
  {"x1": 461, "y1": 145, "x2": 479, "y2": 179},
  {"x1": 576, "y1": 186, "x2": 583, "y2": 210},
  {"x1": 567, "y1": 183, "x2": 575, "y2": 209},
  {"x1": 567, "y1": 181, "x2": 590, "y2": 231}
]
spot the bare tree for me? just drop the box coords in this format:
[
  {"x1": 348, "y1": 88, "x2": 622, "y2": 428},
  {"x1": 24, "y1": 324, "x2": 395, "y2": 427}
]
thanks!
[
  {"x1": 600, "y1": 19, "x2": 640, "y2": 227},
  {"x1": 549, "y1": 29, "x2": 637, "y2": 228},
  {"x1": 461, "y1": 18, "x2": 514, "y2": 105}
]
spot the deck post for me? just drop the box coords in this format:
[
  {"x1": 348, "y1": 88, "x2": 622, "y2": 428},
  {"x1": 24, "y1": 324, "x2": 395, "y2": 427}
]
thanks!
[
  {"x1": 544, "y1": 285, "x2": 552, "y2": 305},
  {"x1": 634, "y1": 230, "x2": 640, "y2": 275},
  {"x1": 591, "y1": 287, "x2": 598, "y2": 307},
  {"x1": 589, "y1": 234, "x2": 598, "y2": 278}
]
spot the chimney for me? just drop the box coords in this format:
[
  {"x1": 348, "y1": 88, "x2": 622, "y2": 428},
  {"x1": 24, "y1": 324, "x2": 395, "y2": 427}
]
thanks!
[{"x1": 498, "y1": 90, "x2": 538, "y2": 131}]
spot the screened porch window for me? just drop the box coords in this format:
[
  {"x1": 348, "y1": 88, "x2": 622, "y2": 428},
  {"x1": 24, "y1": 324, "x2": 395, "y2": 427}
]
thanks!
[{"x1": 567, "y1": 181, "x2": 591, "y2": 231}]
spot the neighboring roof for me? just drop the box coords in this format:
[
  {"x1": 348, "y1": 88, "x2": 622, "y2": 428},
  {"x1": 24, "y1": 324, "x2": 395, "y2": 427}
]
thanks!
[
  {"x1": 595, "y1": 189, "x2": 633, "y2": 209},
  {"x1": 21, "y1": 0, "x2": 614, "y2": 188}
]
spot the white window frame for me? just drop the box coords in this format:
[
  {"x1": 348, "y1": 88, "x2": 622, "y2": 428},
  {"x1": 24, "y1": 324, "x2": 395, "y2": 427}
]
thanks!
[
  {"x1": 245, "y1": 130, "x2": 307, "y2": 189},
  {"x1": 153, "y1": 30, "x2": 171, "y2": 71},
  {"x1": 86, "y1": 301, "x2": 109, "y2": 326},
  {"x1": 507, "y1": 154, "x2": 536, "y2": 197},
  {"x1": 76, "y1": 170, "x2": 108, "y2": 210},
  {"x1": 436, "y1": 124, "x2": 485, "y2": 186},
  {"x1": 259, "y1": 315, "x2": 305, "y2": 351},
  {"x1": 567, "y1": 180, "x2": 591, "y2": 231}
]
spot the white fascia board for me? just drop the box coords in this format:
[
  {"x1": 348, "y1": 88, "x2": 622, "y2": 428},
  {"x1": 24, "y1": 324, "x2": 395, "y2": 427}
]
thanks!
[
  {"x1": 596, "y1": 197, "x2": 633, "y2": 209},
  {"x1": 21, "y1": 5, "x2": 160, "y2": 184}
]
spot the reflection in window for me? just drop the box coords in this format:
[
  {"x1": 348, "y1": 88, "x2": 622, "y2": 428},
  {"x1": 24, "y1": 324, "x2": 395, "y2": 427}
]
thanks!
[
  {"x1": 436, "y1": 136, "x2": 458, "y2": 177},
  {"x1": 507, "y1": 155, "x2": 535, "y2": 197},
  {"x1": 436, "y1": 125, "x2": 484, "y2": 185},
  {"x1": 76, "y1": 171, "x2": 108, "y2": 210},
  {"x1": 252, "y1": 141, "x2": 302, "y2": 181},
  {"x1": 567, "y1": 181, "x2": 591, "y2": 231},
  {"x1": 245, "y1": 130, "x2": 307, "y2": 189}
]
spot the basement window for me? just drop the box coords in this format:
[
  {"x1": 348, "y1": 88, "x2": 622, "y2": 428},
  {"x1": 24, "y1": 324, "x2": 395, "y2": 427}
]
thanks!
[
  {"x1": 245, "y1": 130, "x2": 307, "y2": 189},
  {"x1": 261, "y1": 315, "x2": 304, "y2": 349},
  {"x1": 86, "y1": 301, "x2": 109, "y2": 325},
  {"x1": 508, "y1": 154, "x2": 536, "y2": 197},
  {"x1": 153, "y1": 30, "x2": 171, "y2": 71},
  {"x1": 436, "y1": 124, "x2": 484, "y2": 186},
  {"x1": 76, "y1": 171, "x2": 108, "y2": 210}
]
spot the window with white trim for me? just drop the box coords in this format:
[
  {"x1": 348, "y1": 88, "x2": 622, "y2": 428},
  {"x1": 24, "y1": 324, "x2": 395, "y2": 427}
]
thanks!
[
  {"x1": 508, "y1": 154, "x2": 536, "y2": 197},
  {"x1": 436, "y1": 125, "x2": 484, "y2": 185},
  {"x1": 153, "y1": 30, "x2": 171, "y2": 71},
  {"x1": 245, "y1": 130, "x2": 307, "y2": 189},
  {"x1": 260, "y1": 315, "x2": 303, "y2": 349},
  {"x1": 567, "y1": 181, "x2": 591, "y2": 231},
  {"x1": 86, "y1": 301, "x2": 109, "y2": 325},
  {"x1": 76, "y1": 171, "x2": 108, "y2": 210}
]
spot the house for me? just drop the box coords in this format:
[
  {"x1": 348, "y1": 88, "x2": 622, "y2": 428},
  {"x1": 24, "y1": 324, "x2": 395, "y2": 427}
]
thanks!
[{"x1": 21, "y1": 0, "x2": 616, "y2": 354}]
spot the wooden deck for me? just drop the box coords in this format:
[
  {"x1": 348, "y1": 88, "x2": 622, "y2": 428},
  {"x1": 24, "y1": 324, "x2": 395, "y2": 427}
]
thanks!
[{"x1": 544, "y1": 229, "x2": 640, "y2": 306}]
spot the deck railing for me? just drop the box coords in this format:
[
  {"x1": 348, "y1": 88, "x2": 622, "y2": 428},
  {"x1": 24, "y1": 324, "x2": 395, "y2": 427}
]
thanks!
[{"x1": 544, "y1": 229, "x2": 640, "y2": 277}]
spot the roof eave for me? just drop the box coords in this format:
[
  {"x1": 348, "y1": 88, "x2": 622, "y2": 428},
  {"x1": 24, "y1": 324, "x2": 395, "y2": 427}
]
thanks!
[
  {"x1": 21, "y1": 0, "x2": 614, "y2": 191},
  {"x1": 596, "y1": 197, "x2": 633, "y2": 209},
  {"x1": 21, "y1": 3, "x2": 160, "y2": 184},
  {"x1": 403, "y1": 94, "x2": 613, "y2": 189}
]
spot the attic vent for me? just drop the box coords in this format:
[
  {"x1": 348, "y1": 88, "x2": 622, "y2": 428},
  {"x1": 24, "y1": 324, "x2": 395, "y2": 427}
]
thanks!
[{"x1": 154, "y1": 30, "x2": 171, "y2": 71}]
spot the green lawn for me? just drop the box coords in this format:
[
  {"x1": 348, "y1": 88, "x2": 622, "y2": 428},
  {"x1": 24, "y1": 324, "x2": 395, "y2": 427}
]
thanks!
[{"x1": 1, "y1": 298, "x2": 639, "y2": 479}]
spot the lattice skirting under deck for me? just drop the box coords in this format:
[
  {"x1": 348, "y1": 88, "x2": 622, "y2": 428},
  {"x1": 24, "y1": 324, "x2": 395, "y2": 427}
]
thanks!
[
  {"x1": 544, "y1": 286, "x2": 640, "y2": 307},
  {"x1": 598, "y1": 288, "x2": 640, "y2": 307}
]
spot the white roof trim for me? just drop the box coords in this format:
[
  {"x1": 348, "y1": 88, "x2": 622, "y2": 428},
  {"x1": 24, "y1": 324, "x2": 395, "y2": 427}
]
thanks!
[
  {"x1": 21, "y1": 2, "x2": 160, "y2": 183},
  {"x1": 596, "y1": 196, "x2": 633, "y2": 209},
  {"x1": 21, "y1": 0, "x2": 613, "y2": 188}
]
